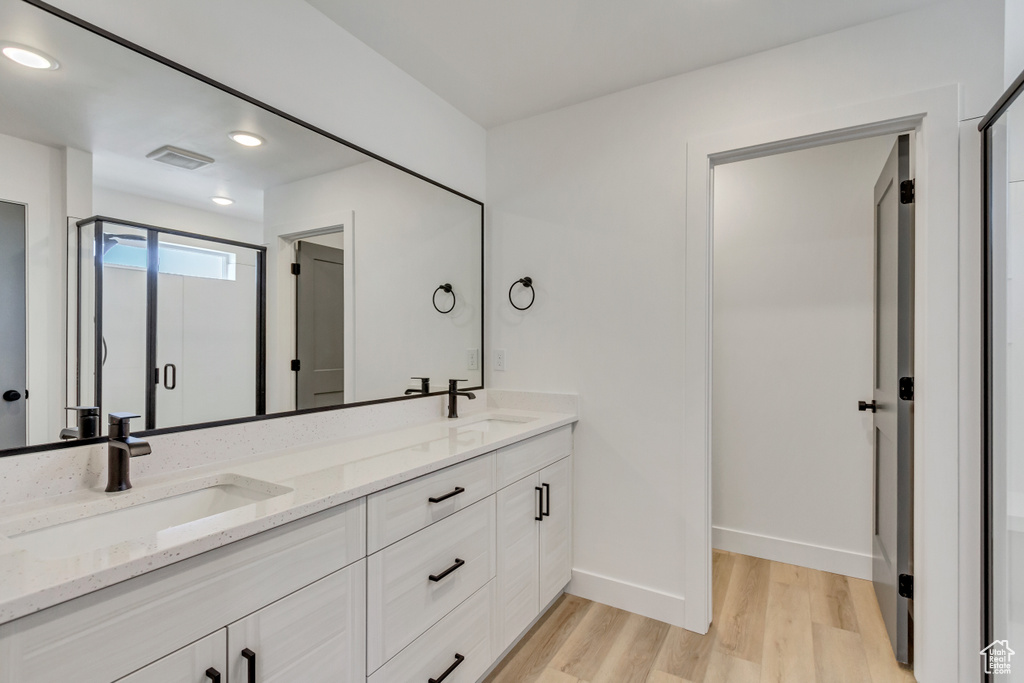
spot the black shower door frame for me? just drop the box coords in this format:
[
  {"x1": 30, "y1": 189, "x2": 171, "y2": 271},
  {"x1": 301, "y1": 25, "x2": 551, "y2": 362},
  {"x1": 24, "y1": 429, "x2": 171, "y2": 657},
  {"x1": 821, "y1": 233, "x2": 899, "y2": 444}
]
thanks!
[{"x1": 76, "y1": 216, "x2": 267, "y2": 430}]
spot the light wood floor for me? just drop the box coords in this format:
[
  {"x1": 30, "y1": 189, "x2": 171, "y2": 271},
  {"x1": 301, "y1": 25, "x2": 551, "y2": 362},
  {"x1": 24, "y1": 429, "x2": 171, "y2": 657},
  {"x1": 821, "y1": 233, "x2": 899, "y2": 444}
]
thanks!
[{"x1": 485, "y1": 550, "x2": 916, "y2": 683}]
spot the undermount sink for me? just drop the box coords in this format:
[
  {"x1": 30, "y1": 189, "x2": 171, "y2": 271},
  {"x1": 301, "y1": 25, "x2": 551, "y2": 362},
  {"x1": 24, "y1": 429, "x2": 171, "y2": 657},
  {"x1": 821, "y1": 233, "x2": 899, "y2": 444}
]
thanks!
[
  {"x1": 8, "y1": 477, "x2": 291, "y2": 559},
  {"x1": 456, "y1": 416, "x2": 537, "y2": 433}
]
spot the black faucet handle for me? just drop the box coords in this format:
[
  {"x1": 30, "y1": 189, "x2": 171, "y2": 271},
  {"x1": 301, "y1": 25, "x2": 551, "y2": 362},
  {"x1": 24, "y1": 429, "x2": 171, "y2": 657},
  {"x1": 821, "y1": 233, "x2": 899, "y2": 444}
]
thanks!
[{"x1": 108, "y1": 412, "x2": 141, "y2": 438}]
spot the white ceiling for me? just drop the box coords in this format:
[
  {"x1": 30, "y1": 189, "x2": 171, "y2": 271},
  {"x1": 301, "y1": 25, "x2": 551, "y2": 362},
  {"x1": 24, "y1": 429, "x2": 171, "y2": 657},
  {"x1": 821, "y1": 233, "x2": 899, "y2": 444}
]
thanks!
[
  {"x1": 0, "y1": 0, "x2": 370, "y2": 222},
  {"x1": 307, "y1": 0, "x2": 940, "y2": 128}
]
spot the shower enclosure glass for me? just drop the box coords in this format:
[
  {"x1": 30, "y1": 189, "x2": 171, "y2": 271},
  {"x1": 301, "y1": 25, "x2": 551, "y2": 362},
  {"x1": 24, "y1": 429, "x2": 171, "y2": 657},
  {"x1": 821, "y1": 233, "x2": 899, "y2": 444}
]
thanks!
[
  {"x1": 983, "y1": 69, "x2": 1024, "y2": 681},
  {"x1": 77, "y1": 217, "x2": 266, "y2": 434}
]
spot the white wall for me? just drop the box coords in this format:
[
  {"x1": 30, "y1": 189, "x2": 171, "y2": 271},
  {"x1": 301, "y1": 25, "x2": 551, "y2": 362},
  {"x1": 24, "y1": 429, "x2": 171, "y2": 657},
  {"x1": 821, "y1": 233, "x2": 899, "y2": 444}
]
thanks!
[
  {"x1": 264, "y1": 160, "x2": 481, "y2": 409},
  {"x1": 486, "y1": 1, "x2": 1002, "y2": 679},
  {"x1": 711, "y1": 136, "x2": 895, "y2": 579},
  {"x1": 93, "y1": 187, "x2": 263, "y2": 245},
  {"x1": 0, "y1": 132, "x2": 84, "y2": 446},
  {"x1": 44, "y1": 0, "x2": 485, "y2": 201}
]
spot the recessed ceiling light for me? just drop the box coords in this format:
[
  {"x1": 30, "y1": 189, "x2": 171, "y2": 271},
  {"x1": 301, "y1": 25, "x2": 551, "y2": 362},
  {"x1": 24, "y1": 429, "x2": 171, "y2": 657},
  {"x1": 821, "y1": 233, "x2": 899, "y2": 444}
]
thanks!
[
  {"x1": 229, "y1": 131, "x2": 264, "y2": 147},
  {"x1": 211, "y1": 196, "x2": 234, "y2": 206},
  {"x1": 1, "y1": 43, "x2": 59, "y2": 70}
]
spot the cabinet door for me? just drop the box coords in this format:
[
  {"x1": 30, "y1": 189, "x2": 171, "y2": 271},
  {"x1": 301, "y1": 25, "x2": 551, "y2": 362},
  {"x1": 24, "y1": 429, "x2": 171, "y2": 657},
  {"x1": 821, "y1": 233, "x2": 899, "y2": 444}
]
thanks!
[
  {"x1": 539, "y1": 456, "x2": 573, "y2": 609},
  {"x1": 226, "y1": 560, "x2": 365, "y2": 683},
  {"x1": 116, "y1": 630, "x2": 227, "y2": 683},
  {"x1": 495, "y1": 472, "x2": 540, "y2": 651}
]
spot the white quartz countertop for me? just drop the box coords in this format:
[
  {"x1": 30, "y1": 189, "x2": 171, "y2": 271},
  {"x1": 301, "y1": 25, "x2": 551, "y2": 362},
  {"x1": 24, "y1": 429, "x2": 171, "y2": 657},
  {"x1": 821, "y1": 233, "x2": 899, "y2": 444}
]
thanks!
[{"x1": 0, "y1": 408, "x2": 575, "y2": 625}]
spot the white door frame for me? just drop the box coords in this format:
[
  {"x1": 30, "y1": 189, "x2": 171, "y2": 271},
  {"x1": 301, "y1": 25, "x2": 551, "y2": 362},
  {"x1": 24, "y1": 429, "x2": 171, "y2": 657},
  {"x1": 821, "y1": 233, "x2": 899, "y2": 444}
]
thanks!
[
  {"x1": 265, "y1": 211, "x2": 355, "y2": 411},
  {"x1": 684, "y1": 85, "x2": 962, "y2": 681}
]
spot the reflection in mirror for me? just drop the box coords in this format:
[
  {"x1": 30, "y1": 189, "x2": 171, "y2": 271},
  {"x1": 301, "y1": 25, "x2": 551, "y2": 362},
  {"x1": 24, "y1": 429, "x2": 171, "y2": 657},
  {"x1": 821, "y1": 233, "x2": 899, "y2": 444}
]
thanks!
[{"x1": 0, "y1": 0, "x2": 482, "y2": 451}]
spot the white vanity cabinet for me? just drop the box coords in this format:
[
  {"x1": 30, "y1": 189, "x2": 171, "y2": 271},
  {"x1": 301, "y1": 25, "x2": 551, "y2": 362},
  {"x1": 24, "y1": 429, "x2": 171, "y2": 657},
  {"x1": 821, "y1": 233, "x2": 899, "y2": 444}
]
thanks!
[
  {"x1": 0, "y1": 421, "x2": 575, "y2": 683},
  {"x1": 225, "y1": 561, "x2": 366, "y2": 683},
  {"x1": 493, "y1": 426, "x2": 573, "y2": 651},
  {"x1": 117, "y1": 631, "x2": 227, "y2": 683},
  {"x1": 0, "y1": 500, "x2": 365, "y2": 683}
]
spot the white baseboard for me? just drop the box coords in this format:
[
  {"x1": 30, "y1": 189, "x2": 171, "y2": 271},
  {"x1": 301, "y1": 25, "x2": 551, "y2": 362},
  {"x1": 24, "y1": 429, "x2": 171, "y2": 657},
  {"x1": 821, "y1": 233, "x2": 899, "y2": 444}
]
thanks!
[
  {"x1": 712, "y1": 526, "x2": 872, "y2": 580},
  {"x1": 566, "y1": 569, "x2": 687, "y2": 628}
]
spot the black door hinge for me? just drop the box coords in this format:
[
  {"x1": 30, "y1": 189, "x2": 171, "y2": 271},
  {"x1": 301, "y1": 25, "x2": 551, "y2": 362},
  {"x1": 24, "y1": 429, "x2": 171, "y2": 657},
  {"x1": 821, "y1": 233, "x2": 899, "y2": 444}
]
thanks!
[
  {"x1": 291, "y1": 263, "x2": 301, "y2": 275},
  {"x1": 898, "y1": 573, "x2": 914, "y2": 599},
  {"x1": 291, "y1": 359, "x2": 301, "y2": 372},
  {"x1": 900, "y1": 179, "x2": 915, "y2": 204},
  {"x1": 899, "y1": 377, "x2": 914, "y2": 401}
]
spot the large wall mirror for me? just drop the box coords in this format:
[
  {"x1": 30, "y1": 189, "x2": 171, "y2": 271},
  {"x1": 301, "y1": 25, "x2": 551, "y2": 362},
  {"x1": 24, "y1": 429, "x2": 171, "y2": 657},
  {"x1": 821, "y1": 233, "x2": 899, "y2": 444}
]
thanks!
[{"x1": 0, "y1": 0, "x2": 483, "y2": 453}]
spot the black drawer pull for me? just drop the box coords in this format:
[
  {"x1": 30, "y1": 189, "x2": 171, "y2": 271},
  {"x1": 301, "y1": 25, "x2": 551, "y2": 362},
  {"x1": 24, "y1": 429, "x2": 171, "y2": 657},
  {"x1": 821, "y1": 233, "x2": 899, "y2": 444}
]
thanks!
[
  {"x1": 429, "y1": 486, "x2": 465, "y2": 504},
  {"x1": 428, "y1": 653, "x2": 465, "y2": 683},
  {"x1": 429, "y1": 558, "x2": 465, "y2": 582},
  {"x1": 205, "y1": 668, "x2": 221, "y2": 683},
  {"x1": 536, "y1": 486, "x2": 543, "y2": 521},
  {"x1": 241, "y1": 648, "x2": 256, "y2": 683},
  {"x1": 542, "y1": 482, "x2": 551, "y2": 517}
]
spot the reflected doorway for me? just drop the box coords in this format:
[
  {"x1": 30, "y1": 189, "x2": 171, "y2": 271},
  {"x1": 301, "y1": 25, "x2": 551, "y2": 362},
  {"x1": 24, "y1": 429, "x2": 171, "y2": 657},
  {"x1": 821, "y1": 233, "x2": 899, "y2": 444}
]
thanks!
[{"x1": 295, "y1": 238, "x2": 345, "y2": 409}]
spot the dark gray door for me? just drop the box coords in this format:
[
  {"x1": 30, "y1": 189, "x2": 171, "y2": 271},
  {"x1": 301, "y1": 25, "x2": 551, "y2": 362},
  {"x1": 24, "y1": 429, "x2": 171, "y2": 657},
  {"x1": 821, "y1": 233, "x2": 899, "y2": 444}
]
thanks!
[
  {"x1": 295, "y1": 241, "x2": 344, "y2": 409},
  {"x1": 870, "y1": 134, "x2": 914, "y2": 664},
  {"x1": 0, "y1": 200, "x2": 27, "y2": 450}
]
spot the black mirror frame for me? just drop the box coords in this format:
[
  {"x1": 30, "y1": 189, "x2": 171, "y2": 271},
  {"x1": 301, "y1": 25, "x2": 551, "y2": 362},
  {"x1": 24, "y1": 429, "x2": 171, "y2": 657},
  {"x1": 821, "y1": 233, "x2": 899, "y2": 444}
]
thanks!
[{"x1": 0, "y1": 0, "x2": 484, "y2": 458}]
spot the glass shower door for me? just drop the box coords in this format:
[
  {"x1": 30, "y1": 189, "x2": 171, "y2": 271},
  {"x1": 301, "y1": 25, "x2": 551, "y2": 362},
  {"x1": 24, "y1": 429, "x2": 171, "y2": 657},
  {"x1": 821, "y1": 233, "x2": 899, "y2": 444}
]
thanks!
[
  {"x1": 984, "y1": 71, "x2": 1024, "y2": 682},
  {"x1": 154, "y1": 233, "x2": 260, "y2": 428},
  {"x1": 78, "y1": 217, "x2": 265, "y2": 434}
]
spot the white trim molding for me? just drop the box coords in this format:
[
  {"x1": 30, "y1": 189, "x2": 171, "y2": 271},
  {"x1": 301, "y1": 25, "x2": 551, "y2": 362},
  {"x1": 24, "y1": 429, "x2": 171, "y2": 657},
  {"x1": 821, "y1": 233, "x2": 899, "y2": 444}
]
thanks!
[
  {"x1": 685, "y1": 85, "x2": 963, "y2": 682},
  {"x1": 567, "y1": 569, "x2": 686, "y2": 628},
  {"x1": 712, "y1": 526, "x2": 873, "y2": 580}
]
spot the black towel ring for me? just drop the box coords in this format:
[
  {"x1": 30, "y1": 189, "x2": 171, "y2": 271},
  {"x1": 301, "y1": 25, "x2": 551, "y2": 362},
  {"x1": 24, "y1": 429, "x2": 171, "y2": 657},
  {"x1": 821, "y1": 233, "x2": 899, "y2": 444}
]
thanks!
[
  {"x1": 433, "y1": 283, "x2": 456, "y2": 314},
  {"x1": 509, "y1": 276, "x2": 535, "y2": 311}
]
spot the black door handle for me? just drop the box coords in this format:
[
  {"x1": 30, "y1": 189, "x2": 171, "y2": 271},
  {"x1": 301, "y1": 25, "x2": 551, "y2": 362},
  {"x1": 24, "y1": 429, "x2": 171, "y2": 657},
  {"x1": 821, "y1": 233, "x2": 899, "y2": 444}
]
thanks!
[
  {"x1": 429, "y1": 486, "x2": 465, "y2": 504},
  {"x1": 2, "y1": 390, "x2": 21, "y2": 402},
  {"x1": 205, "y1": 668, "x2": 221, "y2": 683},
  {"x1": 858, "y1": 400, "x2": 877, "y2": 413},
  {"x1": 536, "y1": 486, "x2": 543, "y2": 521},
  {"x1": 542, "y1": 483, "x2": 551, "y2": 517},
  {"x1": 429, "y1": 653, "x2": 465, "y2": 683},
  {"x1": 241, "y1": 648, "x2": 256, "y2": 683},
  {"x1": 163, "y1": 363, "x2": 177, "y2": 390},
  {"x1": 429, "y1": 558, "x2": 465, "y2": 582}
]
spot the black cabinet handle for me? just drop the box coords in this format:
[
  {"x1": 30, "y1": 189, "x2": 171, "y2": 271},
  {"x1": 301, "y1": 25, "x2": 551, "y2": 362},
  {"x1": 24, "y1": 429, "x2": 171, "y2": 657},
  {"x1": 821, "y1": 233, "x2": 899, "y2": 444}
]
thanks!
[
  {"x1": 536, "y1": 486, "x2": 543, "y2": 521},
  {"x1": 428, "y1": 653, "x2": 465, "y2": 683},
  {"x1": 205, "y1": 668, "x2": 221, "y2": 683},
  {"x1": 542, "y1": 483, "x2": 551, "y2": 517},
  {"x1": 429, "y1": 486, "x2": 465, "y2": 504},
  {"x1": 858, "y1": 400, "x2": 877, "y2": 413},
  {"x1": 241, "y1": 648, "x2": 256, "y2": 683},
  {"x1": 429, "y1": 558, "x2": 465, "y2": 582}
]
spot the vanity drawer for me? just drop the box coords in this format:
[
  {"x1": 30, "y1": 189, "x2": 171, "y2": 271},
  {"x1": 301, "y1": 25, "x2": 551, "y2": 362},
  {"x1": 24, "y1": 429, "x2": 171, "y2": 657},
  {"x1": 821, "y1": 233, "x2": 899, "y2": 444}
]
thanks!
[
  {"x1": 367, "y1": 453, "x2": 495, "y2": 553},
  {"x1": 496, "y1": 425, "x2": 572, "y2": 488},
  {"x1": 368, "y1": 581, "x2": 494, "y2": 683},
  {"x1": 366, "y1": 497, "x2": 496, "y2": 672}
]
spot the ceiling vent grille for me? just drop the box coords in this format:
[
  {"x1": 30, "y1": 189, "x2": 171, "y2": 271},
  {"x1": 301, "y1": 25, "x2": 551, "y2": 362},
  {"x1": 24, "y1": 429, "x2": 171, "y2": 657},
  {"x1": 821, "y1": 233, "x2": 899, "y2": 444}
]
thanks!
[{"x1": 145, "y1": 145, "x2": 214, "y2": 170}]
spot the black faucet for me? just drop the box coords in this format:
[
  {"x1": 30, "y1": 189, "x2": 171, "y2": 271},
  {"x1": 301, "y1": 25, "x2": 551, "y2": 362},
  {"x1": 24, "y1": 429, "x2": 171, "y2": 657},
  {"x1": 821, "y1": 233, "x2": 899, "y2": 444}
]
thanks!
[
  {"x1": 405, "y1": 377, "x2": 430, "y2": 395},
  {"x1": 60, "y1": 406, "x2": 101, "y2": 440},
  {"x1": 447, "y1": 379, "x2": 476, "y2": 419},
  {"x1": 105, "y1": 413, "x2": 152, "y2": 492}
]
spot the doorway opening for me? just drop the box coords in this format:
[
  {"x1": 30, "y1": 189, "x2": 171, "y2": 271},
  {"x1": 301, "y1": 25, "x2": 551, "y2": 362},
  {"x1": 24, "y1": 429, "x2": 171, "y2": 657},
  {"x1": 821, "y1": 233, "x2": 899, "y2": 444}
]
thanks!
[
  {"x1": 710, "y1": 133, "x2": 916, "y2": 671},
  {"x1": 273, "y1": 223, "x2": 353, "y2": 411}
]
